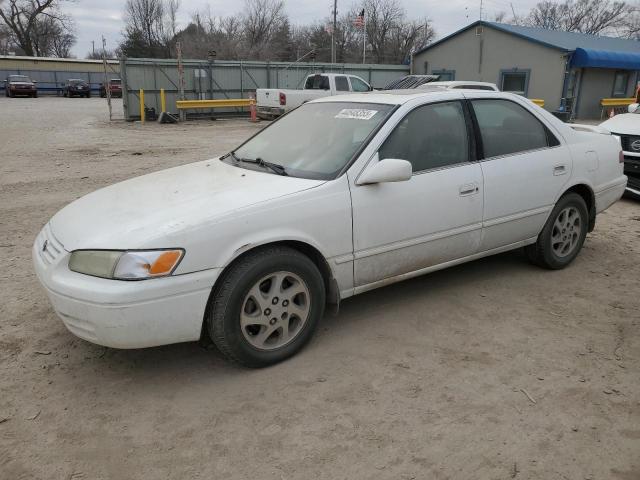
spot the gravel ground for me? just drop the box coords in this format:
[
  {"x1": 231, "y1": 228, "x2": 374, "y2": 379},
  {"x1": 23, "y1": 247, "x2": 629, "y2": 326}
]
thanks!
[{"x1": 1, "y1": 97, "x2": 639, "y2": 480}]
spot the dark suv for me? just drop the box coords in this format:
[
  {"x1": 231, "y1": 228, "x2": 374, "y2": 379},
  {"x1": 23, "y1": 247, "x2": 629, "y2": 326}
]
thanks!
[
  {"x1": 64, "y1": 79, "x2": 91, "y2": 98},
  {"x1": 4, "y1": 75, "x2": 37, "y2": 97}
]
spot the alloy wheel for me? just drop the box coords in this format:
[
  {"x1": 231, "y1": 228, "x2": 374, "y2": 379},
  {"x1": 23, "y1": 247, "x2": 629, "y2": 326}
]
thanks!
[
  {"x1": 551, "y1": 206, "x2": 582, "y2": 258},
  {"x1": 240, "y1": 271, "x2": 311, "y2": 350}
]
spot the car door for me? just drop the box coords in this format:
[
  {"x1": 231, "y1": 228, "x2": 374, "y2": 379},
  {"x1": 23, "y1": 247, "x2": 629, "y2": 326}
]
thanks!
[
  {"x1": 468, "y1": 97, "x2": 570, "y2": 251},
  {"x1": 349, "y1": 100, "x2": 484, "y2": 289}
]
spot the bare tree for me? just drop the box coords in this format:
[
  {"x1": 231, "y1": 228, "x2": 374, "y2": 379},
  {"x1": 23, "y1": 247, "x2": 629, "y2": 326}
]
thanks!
[
  {"x1": 119, "y1": 0, "x2": 179, "y2": 57},
  {"x1": 524, "y1": 0, "x2": 631, "y2": 35},
  {"x1": 0, "y1": 0, "x2": 76, "y2": 56},
  {"x1": 86, "y1": 48, "x2": 116, "y2": 60},
  {"x1": 242, "y1": 0, "x2": 285, "y2": 59}
]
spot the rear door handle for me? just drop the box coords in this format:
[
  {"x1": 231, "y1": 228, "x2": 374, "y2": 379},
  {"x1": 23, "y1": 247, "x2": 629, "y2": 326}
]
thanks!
[
  {"x1": 459, "y1": 183, "x2": 479, "y2": 196},
  {"x1": 553, "y1": 165, "x2": 567, "y2": 175}
]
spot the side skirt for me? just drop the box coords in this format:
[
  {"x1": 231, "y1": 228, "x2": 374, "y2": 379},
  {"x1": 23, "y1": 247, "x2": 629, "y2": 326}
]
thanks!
[{"x1": 348, "y1": 237, "x2": 538, "y2": 297}]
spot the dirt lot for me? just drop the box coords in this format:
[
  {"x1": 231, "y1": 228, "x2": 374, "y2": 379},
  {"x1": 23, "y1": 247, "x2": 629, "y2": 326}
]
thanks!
[{"x1": 1, "y1": 96, "x2": 639, "y2": 480}]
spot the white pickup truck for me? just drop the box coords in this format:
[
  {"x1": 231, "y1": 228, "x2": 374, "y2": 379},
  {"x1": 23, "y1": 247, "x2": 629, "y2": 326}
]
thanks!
[{"x1": 256, "y1": 73, "x2": 372, "y2": 119}]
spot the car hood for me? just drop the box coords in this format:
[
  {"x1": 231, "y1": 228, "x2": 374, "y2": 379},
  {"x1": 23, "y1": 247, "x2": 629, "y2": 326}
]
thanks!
[
  {"x1": 10, "y1": 82, "x2": 34, "y2": 86},
  {"x1": 600, "y1": 113, "x2": 640, "y2": 135},
  {"x1": 50, "y1": 159, "x2": 324, "y2": 251}
]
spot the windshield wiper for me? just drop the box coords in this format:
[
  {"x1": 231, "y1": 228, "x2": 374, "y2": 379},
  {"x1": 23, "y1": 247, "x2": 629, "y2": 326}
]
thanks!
[{"x1": 228, "y1": 151, "x2": 288, "y2": 176}]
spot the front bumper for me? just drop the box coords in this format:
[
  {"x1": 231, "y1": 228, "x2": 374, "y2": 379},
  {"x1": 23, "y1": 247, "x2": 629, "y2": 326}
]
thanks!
[
  {"x1": 623, "y1": 153, "x2": 640, "y2": 196},
  {"x1": 33, "y1": 224, "x2": 221, "y2": 348}
]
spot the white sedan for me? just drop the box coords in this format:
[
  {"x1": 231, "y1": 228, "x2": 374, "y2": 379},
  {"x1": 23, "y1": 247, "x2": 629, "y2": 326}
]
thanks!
[{"x1": 33, "y1": 90, "x2": 627, "y2": 367}]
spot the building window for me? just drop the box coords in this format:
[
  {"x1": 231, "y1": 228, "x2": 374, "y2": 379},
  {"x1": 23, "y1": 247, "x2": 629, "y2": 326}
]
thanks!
[
  {"x1": 433, "y1": 69, "x2": 455, "y2": 81},
  {"x1": 500, "y1": 70, "x2": 529, "y2": 96},
  {"x1": 612, "y1": 71, "x2": 630, "y2": 97}
]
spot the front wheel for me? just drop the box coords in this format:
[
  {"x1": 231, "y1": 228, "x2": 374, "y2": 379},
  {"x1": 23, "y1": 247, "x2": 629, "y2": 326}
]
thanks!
[
  {"x1": 526, "y1": 193, "x2": 588, "y2": 269},
  {"x1": 207, "y1": 246, "x2": 325, "y2": 367}
]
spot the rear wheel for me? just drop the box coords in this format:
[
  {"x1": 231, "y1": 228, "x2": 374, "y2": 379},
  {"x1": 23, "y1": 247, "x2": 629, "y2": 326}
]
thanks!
[
  {"x1": 526, "y1": 193, "x2": 588, "y2": 269},
  {"x1": 33, "y1": 92, "x2": 37, "y2": 98},
  {"x1": 208, "y1": 246, "x2": 325, "y2": 367}
]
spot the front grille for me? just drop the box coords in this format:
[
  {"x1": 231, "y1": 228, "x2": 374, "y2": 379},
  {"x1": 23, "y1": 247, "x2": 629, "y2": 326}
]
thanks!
[
  {"x1": 36, "y1": 224, "x2": 65, "y2": 266},
  {"x1": 617, "y1": 133, "x2": 640, "y2": 153}
]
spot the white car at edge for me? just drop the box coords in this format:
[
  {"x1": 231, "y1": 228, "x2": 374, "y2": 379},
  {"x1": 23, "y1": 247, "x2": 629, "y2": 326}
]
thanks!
[
  {"x1": 33, "y1": 89, "x2": 627, "y2": 367},
  {"x1": 600, "y1": 103, "x2": 640, "y2": 197}
]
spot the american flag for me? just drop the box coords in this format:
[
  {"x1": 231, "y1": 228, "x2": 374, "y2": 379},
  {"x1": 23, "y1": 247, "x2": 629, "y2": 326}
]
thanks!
[{"x1": 353, "y1": 9, "x2": 365, "y2": 28}]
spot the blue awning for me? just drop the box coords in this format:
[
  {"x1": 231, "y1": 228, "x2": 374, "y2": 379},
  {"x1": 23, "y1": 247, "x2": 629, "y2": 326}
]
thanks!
[{"x1": 571, "y1": 47, "x2": 640, "y2": 70}]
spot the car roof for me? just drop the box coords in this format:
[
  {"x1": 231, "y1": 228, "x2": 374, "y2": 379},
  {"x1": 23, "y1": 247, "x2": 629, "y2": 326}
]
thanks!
[
  {"x1": 312, "y1": 89, "x2": 468, "y2": 105},
  {"x1": 311, "y1": 89, "x2": 526, "y2": 106}
]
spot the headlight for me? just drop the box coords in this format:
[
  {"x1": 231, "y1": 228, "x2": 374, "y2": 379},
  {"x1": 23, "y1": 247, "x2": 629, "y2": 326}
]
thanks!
[{"x1": 69, "y1": 249, "x2": 184, "y2": 280}]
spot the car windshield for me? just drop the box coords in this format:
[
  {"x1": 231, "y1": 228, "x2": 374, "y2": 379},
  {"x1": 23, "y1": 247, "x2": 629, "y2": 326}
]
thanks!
[
  {"x1": 70, "y1": 80, "x2": 85, "y2": 84},
  {"x1": 10, "y1": 75, "x2": 31, "y2": 82},
  {"x1": 229, "y1": 102, "x2": 394, "y2": 179}
]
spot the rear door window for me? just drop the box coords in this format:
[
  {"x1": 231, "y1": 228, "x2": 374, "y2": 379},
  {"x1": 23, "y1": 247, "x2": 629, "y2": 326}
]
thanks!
[{"x1": 471, "y1": 99, "x2": 551, "y2": 158}]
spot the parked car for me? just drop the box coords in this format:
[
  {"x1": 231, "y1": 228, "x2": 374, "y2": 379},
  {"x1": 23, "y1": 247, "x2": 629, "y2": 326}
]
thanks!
[
  {"x1": 4, "y1": 74, "x2": 37, "y2": 97},
  {"x1": 256, "y1": 73, "x2": 372, "y2": 119},
  {"x1": 99, "y1": 79, "x2": 122, "y2": 98},
  {"x1": 33, "y1": 90, "x2": 626, "y2": 367},
  {"x1": 419, "y1": 80, "x2": 500, "y2": 91},
  {"x1": 63, "y1": 79, "x2": 91, "y2": 98},
  {"x1": 600, "y1": 103, "x2": 640, "y2": 198},
  {"x1": 381, "y1": 74, "x2": 440, "y2": 89}
]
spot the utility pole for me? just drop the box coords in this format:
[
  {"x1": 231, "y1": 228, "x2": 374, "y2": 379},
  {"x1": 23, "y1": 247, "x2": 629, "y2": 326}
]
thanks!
[
  {"x1": 331, "y1": 0, "x2": 337, "y2": 64},
  {"x1": 479, "y1": 0, "x2": 483, "y2": 20},
  {"x1": 101, "y1": 36, "x2": 112, "y2": 121},
  {"x1": 363, "y1": 11, "x2": 366, "y2": 64},
  {"x1": 510, "y1": 2, "x2": 518, "y2": 24},
  {"x1": 177, "y1": 41, "x2": 185, "y2": 122},
  {"x1": 91, "y1": 40, "x2": 95, "y2": 56}
]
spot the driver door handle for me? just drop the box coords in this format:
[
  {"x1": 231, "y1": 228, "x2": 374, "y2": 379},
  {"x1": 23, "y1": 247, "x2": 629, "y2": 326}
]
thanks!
[
  {"x1": 459, "y1": 183, "x2": 479, "y2": 196},
  {"x1": 553, "y1": 165, "x2": 567, "y2": 175}
]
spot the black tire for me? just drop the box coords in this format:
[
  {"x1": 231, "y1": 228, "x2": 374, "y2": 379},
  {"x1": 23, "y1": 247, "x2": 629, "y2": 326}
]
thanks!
[
  {"x1": 526, "y1": 192, "x2": 588, "y2": 269},
  {"x1": 33, "y1": 92, "x2": 37, "y2": 98},
  {"x1": 63, "y1": 91, "x2": 67, "y2": 97},
  {"x1": 208, "y1": 246, "x2": 325, "y2": 367},
  {"x1": 86, "y1": 93, "x2": 91, "y2": 98}
]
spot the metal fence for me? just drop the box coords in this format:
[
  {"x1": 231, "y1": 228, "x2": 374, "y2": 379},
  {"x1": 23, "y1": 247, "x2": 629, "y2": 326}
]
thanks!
[
  {"x1": 121, "y1": 58, "x2": 410, "y2": 121},
  {"x1": 0, "y1": 62, "x2": 120, "y2": 96}
]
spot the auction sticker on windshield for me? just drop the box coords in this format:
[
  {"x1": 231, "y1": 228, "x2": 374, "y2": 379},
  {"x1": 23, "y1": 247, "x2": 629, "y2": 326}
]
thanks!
[{"x1": 335, "y1": 109, "x2": 378, "y2": 120}]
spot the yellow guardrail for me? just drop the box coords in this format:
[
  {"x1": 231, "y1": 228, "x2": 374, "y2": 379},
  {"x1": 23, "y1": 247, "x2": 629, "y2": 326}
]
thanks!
[
  {"x1": 176, "y1": 98, "x2": 254, "y2": 109},
  {"x1": 600, "y1": 97, "x2": 635, "y2": 107},
  {"x1": 530, "y1": 99, "x2": 544, "y2": 107}
]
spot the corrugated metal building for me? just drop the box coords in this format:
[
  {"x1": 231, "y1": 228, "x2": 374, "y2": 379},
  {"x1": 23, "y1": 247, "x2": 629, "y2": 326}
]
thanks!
[
  {"x1": 411, "y1": 21, "x2": 640, "y2": 119},
  {"x1": 0, "y1": 55, "x2": 119, "y2": 95}
]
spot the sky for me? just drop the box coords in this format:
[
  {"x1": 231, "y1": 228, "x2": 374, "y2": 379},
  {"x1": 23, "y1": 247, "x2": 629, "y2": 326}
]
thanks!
[{"x1": 64, "y1": 0, "x2": 541, "y2": 58}]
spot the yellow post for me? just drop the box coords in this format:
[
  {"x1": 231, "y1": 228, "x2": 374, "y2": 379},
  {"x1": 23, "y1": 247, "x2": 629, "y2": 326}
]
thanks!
[
  {"x1": 139, "y1": 88, "x2": 145, "y2": 124},
  {"x1": 160, "y1": 88, "x2": 166, "y2": 113}
]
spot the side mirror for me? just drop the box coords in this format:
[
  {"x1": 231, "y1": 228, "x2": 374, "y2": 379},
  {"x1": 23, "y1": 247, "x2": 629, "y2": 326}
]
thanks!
[
  {"x1": 357, "y1": 156, "x2": 412, "y2": 185},
  {"x1": 628, "y1": 103, "x2": 639, "y2": 114}
]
